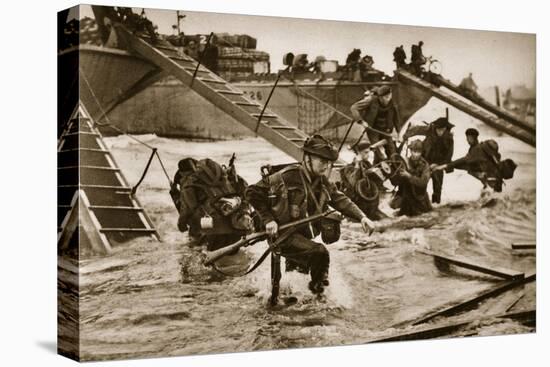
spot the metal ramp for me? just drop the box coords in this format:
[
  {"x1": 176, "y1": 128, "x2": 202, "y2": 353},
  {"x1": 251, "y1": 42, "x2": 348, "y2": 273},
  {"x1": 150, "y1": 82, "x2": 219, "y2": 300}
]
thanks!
[
  {"x1": 395, "y1": 69, "x2": 535, "y2": 147},
  {"x1": 58, "y1": 103, "x2": 159, "y2": 254},
  {"x1": 433, "y1": 74, "x2": 534, "y2": 133},
  {"x1": 113, "y1": 24, "x2": 324, "y2": 163}
]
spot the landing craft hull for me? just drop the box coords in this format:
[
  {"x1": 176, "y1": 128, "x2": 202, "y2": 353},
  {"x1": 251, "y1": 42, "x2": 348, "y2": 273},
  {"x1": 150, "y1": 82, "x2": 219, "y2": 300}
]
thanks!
[
  {"x1": 59, "y1": 45, "x2": 158, "y2": 135},
  {"x1": 59, "y1": 45, "x2": 432, "y2": 141}
]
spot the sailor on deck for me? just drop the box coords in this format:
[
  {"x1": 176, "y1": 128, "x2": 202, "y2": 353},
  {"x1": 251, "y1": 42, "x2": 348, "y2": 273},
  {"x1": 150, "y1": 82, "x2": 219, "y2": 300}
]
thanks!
[
  {"x1": 410, "y1": 41, "x2": 426, "y2": 75},
  {"x1": 245, "y1": 135, "x2": 373, "y2": 295},
  {"x1": 393, "y1": 45, "x2": 407, "y2": 69},
  {"x1": 459, "y1": 73, "x2": 479, "y2": 98}
]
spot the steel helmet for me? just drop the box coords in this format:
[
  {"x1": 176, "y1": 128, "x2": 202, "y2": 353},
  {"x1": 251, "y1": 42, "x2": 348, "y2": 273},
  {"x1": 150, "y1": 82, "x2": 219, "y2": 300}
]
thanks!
[
  {"x1": 409, "y1": 139, "x2": 424, "y2": 152},
  {"x1": 302, "y1": 134, "x2": 339, "y2": 161},
  {"x1": 314, "y1": 55, "x2": 327, "y2": 63},
  {"x1": 484, "y1": 139, "x2": 499, "y2": 154}
]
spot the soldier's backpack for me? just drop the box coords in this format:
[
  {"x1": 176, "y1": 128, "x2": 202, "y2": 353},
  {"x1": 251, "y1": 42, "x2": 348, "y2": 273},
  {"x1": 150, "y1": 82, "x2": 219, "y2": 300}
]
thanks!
[
  {"x1": 186, "y1": 158, "x2": 243, "y2": 216},
  {"x1": 479, "y1": 140, "x2": 516, "y2": 179},
  {"x1": 170, "y1": 157, "x2": 198, "y2": 210},
  {"x1": 499, "y1": 159, "x2": 517, "y2": 180},
  {"x1": 480, "y1": 140, "x2": 501, "y2": 163},
  {"x1": 181, "y1": 158, "x2": 255, "y2": 237}
]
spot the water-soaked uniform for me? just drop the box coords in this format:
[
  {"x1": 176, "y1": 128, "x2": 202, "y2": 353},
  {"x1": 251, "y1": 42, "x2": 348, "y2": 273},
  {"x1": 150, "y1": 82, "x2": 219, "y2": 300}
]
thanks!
[
  {"x1": 446, "y1": 140, "x2": 508, "y2": 192},
  {"x1": 340, "y1": 159, "x2": 387, "y2": 221},
  {"x1": 177, "y1": 158, "x2": 249, "y2": 250},
  {"x1": 350, "y1": 87, "x2": 400, "y2": 161},
  {"x1": 246, "y1": 163, "x2": 366, "y2": 293},
  {"x1": 391, "y1": 142, "x2": 432, "y2": 216},
  {"x1": 405, "y1": 117, "x2": 454, "y2": 203}
]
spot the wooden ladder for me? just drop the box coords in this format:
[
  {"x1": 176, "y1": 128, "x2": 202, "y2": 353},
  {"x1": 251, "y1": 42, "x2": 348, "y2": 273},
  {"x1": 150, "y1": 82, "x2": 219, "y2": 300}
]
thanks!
[
  {"x1": 114, "y1": 25, "x2": 346, "y2": 164},
  {"x1": 57, "y1": 102, "x2": 159, "y2": 254},
  {"x1": 396, "y1": 69, "x2": 535, "y2": 147}
]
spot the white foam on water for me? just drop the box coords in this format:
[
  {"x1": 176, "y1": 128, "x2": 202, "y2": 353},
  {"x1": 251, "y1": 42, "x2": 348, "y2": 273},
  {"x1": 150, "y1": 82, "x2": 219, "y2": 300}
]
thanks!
[
  {"x1": 76, "y1": 119, "x2": 535, "y2": 357},
  {"x1": 409, "y1": 228, "x2": 428, "y2": 249},
  {"x1": 243, "y1": 238, "x2": 355, "y2": 309},
  {"x1": 242, "y1": 241, "x2": 275, "y2": 302},
  {"x1": 323, "y1": 264, "x2": 355, "y2": 309},
  {"x1": 103, "y1": 133, "x2": 159, "y2": 149}
]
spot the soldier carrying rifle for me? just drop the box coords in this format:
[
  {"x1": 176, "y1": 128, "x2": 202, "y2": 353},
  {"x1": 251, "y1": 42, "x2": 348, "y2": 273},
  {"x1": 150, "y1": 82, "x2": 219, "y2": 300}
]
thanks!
[{"x1": 245, "y1": 135, "x2": 373, "y2": 296}]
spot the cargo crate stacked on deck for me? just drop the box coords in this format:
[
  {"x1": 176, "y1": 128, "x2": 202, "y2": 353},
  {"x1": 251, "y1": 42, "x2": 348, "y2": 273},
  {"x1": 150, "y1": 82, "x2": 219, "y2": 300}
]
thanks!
[
  {"x1": 177, "y1": 33, "x2": 270, "y2": 80},
  {"x1": 215, "y1": 34, "x2": 269, "y2": 79}
]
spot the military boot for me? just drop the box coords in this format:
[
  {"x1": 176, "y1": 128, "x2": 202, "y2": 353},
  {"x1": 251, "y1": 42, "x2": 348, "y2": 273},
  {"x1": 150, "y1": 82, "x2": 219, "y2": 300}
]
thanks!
[
  {"x1": 308, "y1": 280, "x2": 325, "y2": 295},
  {"x1": 321, "y1": 270, "x2": 329, "y2": 286},
  {"x1": 308, "y1": 271, "x2": 329, "y2": 294}
]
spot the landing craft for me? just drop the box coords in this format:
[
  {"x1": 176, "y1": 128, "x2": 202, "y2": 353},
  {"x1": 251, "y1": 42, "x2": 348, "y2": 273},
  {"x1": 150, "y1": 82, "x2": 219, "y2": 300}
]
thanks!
[
  {"x1": 58, "y1": 5, "x2": 534, "y2": 257},
  {"x1": 59, "y1": 7, "x2": 429, "y2": 143},
  {"x1": 57, "y1": 7, "x2": 536, "y2": 360}
]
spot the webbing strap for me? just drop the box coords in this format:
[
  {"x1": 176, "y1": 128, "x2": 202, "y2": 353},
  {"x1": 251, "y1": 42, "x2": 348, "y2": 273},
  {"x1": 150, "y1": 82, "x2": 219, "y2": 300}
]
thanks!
[
  {"x1": 131, "y1": 148, "x2": 156, "y2": 195},
  {"x1": 80, "y1": 67, "x2": 173, "y2": 189}
]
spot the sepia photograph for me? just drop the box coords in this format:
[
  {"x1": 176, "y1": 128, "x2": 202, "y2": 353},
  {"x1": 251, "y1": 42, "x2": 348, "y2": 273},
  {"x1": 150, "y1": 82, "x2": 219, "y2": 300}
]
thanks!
[{"x1": 56, "y1": 3, "x2": 536, "y2": 362}]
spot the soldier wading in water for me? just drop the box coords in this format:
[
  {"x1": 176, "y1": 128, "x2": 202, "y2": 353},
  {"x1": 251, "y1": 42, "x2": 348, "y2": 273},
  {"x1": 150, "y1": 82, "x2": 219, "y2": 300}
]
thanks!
[
  {"x1": 350, "y1": 85, "x2": 400, "y2": 163},
  {"x1": 340, "y1": 140, "x2": 389, "y2": 221},
  {"x1": 390, "y1": 139, "x2": 432, "y2": 216},
  {"x1": 246, "y1": 135, "x2": 373, "y2": 296},
  {"x1": 404, "y1": 117, "x2": 455, "y2": 204},
  {"x1": 174, "y1": 157, "x2": 255, "y2": 251}
]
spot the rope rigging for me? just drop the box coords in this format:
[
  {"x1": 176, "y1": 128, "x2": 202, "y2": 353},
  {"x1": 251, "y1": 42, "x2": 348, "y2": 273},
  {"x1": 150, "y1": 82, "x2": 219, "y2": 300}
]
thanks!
[{"x1": 79, "y1": 67, "x2": 173, "y2": 193}]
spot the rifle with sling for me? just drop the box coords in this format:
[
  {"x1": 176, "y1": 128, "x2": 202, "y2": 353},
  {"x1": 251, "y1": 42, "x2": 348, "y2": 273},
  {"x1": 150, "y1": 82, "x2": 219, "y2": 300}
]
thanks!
[{"x1": 203, "y1": 209, "x2": 336, "y2": 266}]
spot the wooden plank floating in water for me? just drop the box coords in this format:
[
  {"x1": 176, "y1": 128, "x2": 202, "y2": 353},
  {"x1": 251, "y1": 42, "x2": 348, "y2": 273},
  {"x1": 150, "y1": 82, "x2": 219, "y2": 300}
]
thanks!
[
  {"x1": 511, "y1": 242, "x2": 536, "y2": 250},
  {"x1": 505, "y1": 292, "x2": 525, "y2": 312},
  {"x1": 409, "y1": 273, "x2": 535, "y2": 326},
  {"x1": 418, "y1": 250, "x2": 524, "y2": 280},
  {"x1": 371, "y1": 309, "x2": 535, "y2": 343}
]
